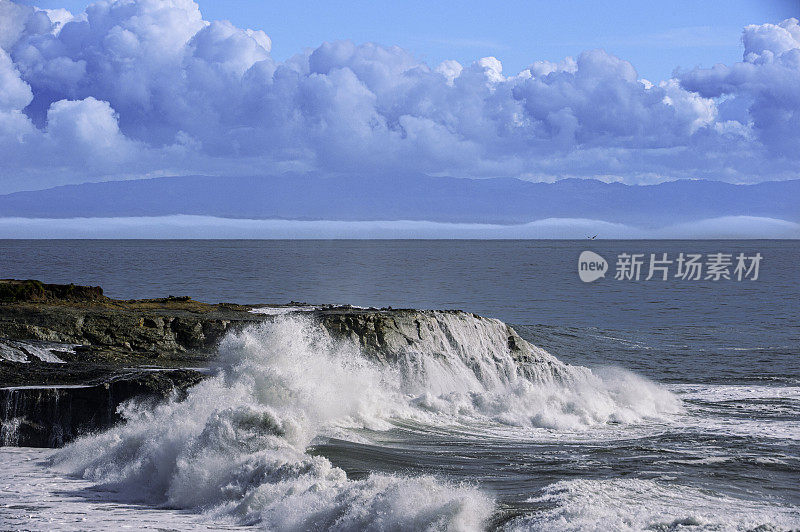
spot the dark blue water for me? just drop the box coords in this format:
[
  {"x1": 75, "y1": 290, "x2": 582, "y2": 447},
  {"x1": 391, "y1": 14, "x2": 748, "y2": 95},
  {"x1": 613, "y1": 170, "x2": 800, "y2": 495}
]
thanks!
[
  {"x1": 1, "y1": 239, "x2": 798, "y2": 529},
  {"x1": 0, "y1": 240, "x2": 795, "y2": 326},
  {"x1": 2, "y1": 239, "x2": 797, "y2": 383}
]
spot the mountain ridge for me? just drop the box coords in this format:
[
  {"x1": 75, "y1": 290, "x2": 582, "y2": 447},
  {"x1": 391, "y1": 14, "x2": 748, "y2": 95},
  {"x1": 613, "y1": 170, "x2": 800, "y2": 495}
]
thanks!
[{"x1": 0, "y1": 174, "x2": 797, "y2": 227}]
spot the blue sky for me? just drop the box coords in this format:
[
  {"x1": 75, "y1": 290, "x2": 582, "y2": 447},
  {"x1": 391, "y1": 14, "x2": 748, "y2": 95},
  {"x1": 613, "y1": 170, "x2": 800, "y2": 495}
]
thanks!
[
  {"x1": 1, "y1": 0, "x2": 799, "y2": 194},
  {"x1": 22, "y1": 0, "x2": 798, "y2": 80}
]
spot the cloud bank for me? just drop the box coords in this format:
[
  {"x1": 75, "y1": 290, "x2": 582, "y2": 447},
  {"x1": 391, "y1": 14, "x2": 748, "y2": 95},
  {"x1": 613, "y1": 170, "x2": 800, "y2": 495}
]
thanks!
[
  {"x1": 0, "y1": 215, "x2": 797, "y2": 239},
  {"x1": 0, "y1": 1, "x2": 798, "y2": 191}
]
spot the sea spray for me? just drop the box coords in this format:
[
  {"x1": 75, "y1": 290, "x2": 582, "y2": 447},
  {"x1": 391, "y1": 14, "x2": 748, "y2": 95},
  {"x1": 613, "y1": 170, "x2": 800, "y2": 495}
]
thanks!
[
  {"x1": 54, "y1": 315, "x2": 493, "y2": 530},
  {"x1": 322, "y1": 311, "x2": 682, "y2": 430},
  {"x1": 53, "y1": 313, "x2": 680, "y2": 529}
]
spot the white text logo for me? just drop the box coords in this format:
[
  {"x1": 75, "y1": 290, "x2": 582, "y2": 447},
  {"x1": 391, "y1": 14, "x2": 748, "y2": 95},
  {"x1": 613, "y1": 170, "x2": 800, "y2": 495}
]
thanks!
[{"x1": 578, "y1": 251, "x2": 608, "y2": 282}]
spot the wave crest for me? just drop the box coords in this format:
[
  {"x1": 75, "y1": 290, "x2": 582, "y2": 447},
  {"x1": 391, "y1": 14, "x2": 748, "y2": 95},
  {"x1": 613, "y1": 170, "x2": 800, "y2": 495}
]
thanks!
[{"x1": 54, "y1": 312, "x2": 679, "y2": 528}]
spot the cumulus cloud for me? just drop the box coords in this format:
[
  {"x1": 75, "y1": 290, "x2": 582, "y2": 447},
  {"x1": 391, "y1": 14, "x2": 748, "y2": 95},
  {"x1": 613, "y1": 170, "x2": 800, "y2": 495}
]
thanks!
[
  {"x1": 0, "y1": 0, "x2": 798, "y2": 191},
  {"x1": 0, "y1": 47, "x2": 31, "y2": 110},
  {"x1": 680, "y1": 17, "x2": 800, "y2": 158},
  {"x1": 45, "y1": 96, "x2": 138, "y2": 159}
]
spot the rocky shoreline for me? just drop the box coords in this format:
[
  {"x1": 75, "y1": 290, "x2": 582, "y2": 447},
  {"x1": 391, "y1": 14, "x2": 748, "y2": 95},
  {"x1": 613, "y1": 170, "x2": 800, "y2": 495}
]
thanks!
[
  {"x1": 1, "y1": 279, "x2": 540, "y2": 447},
  {"x1": 0, "y1": 280, "x2": 263, "y2": 445}
]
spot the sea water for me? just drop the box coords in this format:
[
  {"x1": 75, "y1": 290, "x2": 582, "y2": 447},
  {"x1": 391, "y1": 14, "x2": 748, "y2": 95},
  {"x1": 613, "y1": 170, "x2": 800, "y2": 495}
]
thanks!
[{"x1": 0, "y1": 240, "x2": 798, "y2": 530}]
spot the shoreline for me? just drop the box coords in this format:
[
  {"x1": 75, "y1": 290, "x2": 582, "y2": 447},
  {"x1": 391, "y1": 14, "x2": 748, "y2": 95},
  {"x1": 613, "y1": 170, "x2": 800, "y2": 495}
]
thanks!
[{"x1": 0, "y1": 279, "x2": 528, "y2": 447}]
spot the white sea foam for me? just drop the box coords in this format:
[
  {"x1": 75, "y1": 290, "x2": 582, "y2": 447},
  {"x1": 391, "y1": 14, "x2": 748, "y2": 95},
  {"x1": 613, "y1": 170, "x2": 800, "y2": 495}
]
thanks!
[
  {"x1": 0, "y1": 447, "x2": 243, "y2": 531},
  {"x1": 0, "y1": 341, "x2": 28, "y2": 362},
  {"x1": 665, "y1": 383, "x2": 800, "y2": 440},
  {"x1": 52, "y1": 314, "x2": 680, "y2": 529},
  {"x1": 0, "y1": 339, "x2": 71, "y2": 363},
  {"x1": 507, "y1": 478, "x2": 800, "y2": 531},
  {"x1": 357, "y1": 312, "x2": 682, "y2": 430},
  {"x1": 669, "y1": 383, "x2": 800, "y2": 403},
  {"x1": 250, "y1": 305, "x2": 319, "y2": 315}
]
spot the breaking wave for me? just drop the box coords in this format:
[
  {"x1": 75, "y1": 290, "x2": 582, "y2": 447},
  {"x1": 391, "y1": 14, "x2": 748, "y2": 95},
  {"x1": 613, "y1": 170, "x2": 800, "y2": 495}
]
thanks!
[{"x1": 53, "y1": 313, "x2": 680, "y2": 529}]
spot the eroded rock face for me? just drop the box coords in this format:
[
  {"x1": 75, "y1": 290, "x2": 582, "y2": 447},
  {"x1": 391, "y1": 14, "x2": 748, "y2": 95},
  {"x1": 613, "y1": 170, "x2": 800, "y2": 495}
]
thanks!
[
  {"x1": 0, "y1": 284, "x2": 270, "y2": 446},
  {"x1": 0, "y1": 305, "x2": 245, "y2": 359},
  {"x1": 317, "y1": 309, "x2": 568, "y2": 383},
  {"x1": 0, "y1": 370, "x2": 204, "y2": 447},
  {"x1": 0, "y1": 281, "x2": 549, "y2": 448}
]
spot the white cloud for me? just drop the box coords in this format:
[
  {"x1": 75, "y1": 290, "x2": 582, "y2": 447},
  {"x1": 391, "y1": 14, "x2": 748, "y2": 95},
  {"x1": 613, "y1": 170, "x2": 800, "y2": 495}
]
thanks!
[
  {"x1": 680, "y1": 18, "x2": 800, "y2": 157},
  {"x1": 0, "y1": 47, "x2": 31, "y2": 110},
  {"x1": 435, "y1": 59, "x2": 462, "y2": 85},
  {"x1": 655, "y1": 216, "x2": 800, "y2": 239},
  {"x1": 0, "y1": 215, "x2": 796, "y2": 239},
  {"x1": 0, "y1": 0, "x2": 798, "y2": 191},
  {"x1": 45, "y1": 97, "x2": 137, "y2": 157}
]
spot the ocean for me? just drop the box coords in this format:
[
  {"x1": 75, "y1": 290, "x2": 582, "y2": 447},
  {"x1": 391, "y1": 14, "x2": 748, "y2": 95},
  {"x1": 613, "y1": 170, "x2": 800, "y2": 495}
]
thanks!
[{"x1": 1, "y1": 239, "x2": 798, "y2": 530}]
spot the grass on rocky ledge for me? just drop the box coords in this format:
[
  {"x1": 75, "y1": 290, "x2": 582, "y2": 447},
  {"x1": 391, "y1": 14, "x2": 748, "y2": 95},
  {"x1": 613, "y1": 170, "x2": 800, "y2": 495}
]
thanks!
[{"x1": 0, "y1": 279, "x2": 252, "y2": 313}]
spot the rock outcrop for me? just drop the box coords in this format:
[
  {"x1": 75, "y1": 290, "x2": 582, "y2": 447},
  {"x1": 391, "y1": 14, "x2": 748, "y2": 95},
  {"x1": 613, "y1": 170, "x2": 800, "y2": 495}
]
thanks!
[
  {"x1": 1, "y1": 280, "x2": 546, "y2": 447},
  {"x1": 0, "y1": 282, "x2": 273, "y2": 446},
  {"x1": 1, "y1": 370, "x2": 204, "y2": 447},
  {"x1": 0, "y1": 279, "x2": 106, "y2": 304}
]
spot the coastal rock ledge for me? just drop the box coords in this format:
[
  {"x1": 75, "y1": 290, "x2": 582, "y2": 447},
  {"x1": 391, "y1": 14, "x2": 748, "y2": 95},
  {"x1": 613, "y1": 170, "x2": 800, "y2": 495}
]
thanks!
[{"x1": 1, "y1": 280, "x2": 541, "y2": 447}]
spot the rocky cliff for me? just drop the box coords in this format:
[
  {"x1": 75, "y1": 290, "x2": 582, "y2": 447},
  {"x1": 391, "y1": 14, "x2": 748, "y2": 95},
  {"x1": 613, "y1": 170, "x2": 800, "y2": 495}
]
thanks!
[{"x1": 1, "y1": 280, "x2": 543, "y2": 447}]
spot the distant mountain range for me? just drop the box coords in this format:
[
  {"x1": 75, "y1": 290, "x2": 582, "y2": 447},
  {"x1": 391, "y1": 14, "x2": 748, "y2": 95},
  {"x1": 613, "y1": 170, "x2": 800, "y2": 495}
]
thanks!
[{"x1": 0, "y1": 174, "x2": 797, "y2": 227}]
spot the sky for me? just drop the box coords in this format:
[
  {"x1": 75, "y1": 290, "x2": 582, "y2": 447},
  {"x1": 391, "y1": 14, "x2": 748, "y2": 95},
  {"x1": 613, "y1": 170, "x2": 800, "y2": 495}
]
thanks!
[
  {"x1": 0, "y1": 0, "x2": 799, "y2": 194},
  {"x1": 20, "y1": 0, "x2": 800, "y2": 81}
]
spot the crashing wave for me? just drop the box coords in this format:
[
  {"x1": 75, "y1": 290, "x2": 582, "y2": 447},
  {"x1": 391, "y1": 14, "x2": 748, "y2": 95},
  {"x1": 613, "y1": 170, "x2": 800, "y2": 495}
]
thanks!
[{"x1": 54, "y1": 312, "x2": 680, "y2": 529}]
